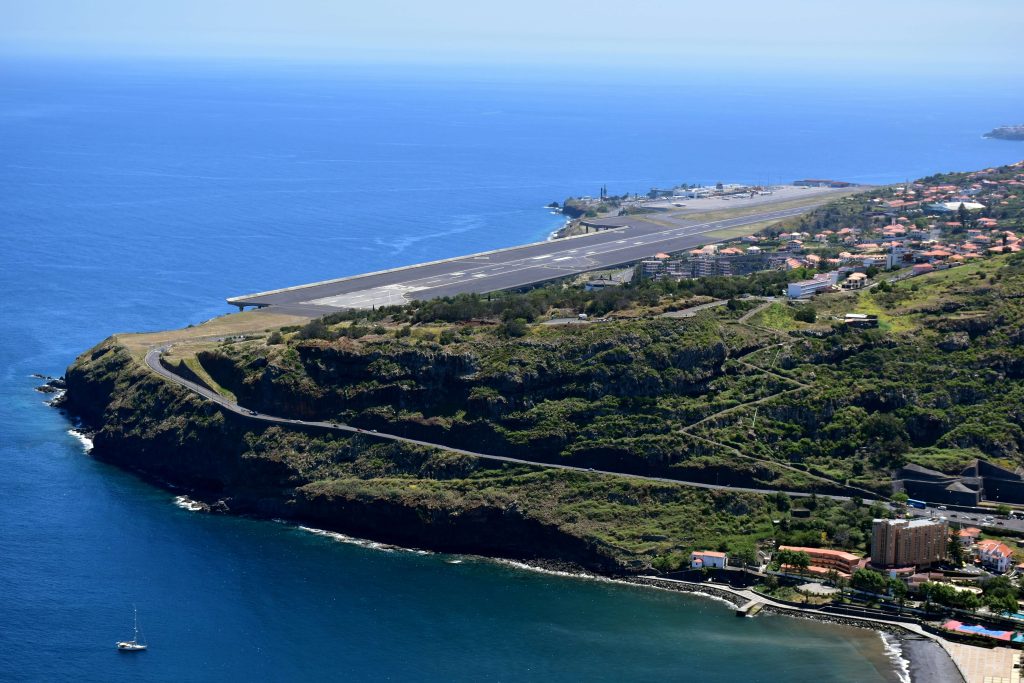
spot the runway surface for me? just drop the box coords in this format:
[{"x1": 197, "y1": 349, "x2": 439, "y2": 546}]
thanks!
[{"x1": 228, "y1": 200, "x2": 835, "y2": 314}]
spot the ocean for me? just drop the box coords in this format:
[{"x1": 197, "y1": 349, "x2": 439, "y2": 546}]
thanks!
[{"x1": 2, "y1": 57, "x2": 1022, "y2": 681}]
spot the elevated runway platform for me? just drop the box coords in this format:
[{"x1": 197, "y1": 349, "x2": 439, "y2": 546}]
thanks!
[{"x1": 228, "y1": 191, "x2": 850, "y2": 314}]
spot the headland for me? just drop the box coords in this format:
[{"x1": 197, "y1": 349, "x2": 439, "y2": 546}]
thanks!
[{"x1": 57, "y1": 161, "x2": 1024, "y2": 682}]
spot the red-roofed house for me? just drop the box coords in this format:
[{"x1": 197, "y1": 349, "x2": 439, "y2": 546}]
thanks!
[
  {"x1": 958, "y1": 527, "x2": 981, "y2": 547},
  {"x1": 690, "y1": 550, "x2": 727, "y2": 569},
  {"x1": 976, "y1": 539, "x2": 1013, "y2": 573}
]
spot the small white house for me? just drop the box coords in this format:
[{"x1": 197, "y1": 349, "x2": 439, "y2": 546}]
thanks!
[{"x1": 690, "y1": 550, "x2": 727, "y2": 570}]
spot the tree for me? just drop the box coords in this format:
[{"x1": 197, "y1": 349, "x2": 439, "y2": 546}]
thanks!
[
  {"x1": 776, "y1": 549, "x2": 811, "y2": 574},
  {"x1": 732, "y1": 543, "x2": 758, "y2": 569},
  {"x1": 835, "y1": 576, "x2": 849, "y2": 602},
  {"x1": 825, "y1": 569, "x2": 840, "y2": 587},
  {"x1": 851, "y1": 568, "x2": 890, "y2": 595},
  {"x1": 947, "y1": 536, "x2": 965, "y2": 568},
  {"x1": 500, "y1": 318, "x2": 529, "y2": 338},
  {"x1": 958, "y1": 202, "x2": 970, "y2": 229},
  {"x1": 890, "y1": 578, "x2": 908, "y2": 611},
  {"x1": 861, "y1": 412, "x2": 910, "y2": 467},
  {"x1": 996, "y1": 504, "x2": 1012, "y2": 518},
  {"x1": 794, "y1": 305, "x2": 817, "y2": 323},
  {"x1": 983, "y1": 576, "x2": 1019, "y2": 613},
  {"x1": 891, "y1": 492, "x2": 909, "y2": 505},
  {"x1": 296, "y1": 318, "x2": 333, "y2": 341}
]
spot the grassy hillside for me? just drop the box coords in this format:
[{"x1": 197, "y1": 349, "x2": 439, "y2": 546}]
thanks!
[{"x1": 63, "y1": 162, "x2": 1024, "y2": 572}]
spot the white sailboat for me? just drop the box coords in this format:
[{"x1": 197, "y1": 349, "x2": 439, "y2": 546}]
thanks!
[{"x1": 116, "y1": 606, "x2": 148, "y2": 652}]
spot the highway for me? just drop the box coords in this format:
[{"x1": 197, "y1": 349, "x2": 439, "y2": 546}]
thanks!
[
  {"x1": 144, "y1": 345, "x2": 857, "y2": 502},
  {"x1": 228, "y1": 202, "x2": 835, "y2": 314}
]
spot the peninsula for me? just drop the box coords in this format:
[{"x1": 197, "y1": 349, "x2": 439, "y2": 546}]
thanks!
[
  {"x1": 985, "y1": 125, "x2": 1024, "y2": 141},
  {"x1": 59, "y1": 161, "x2": 1024, "y2": 683}
]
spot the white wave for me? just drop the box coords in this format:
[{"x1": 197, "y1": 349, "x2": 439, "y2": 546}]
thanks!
[
  {"x1": 490, "y1": 558, "x2": 609, "y2": 583},
  {"x1": 173, "y1": 495, "x2": 207, "y2": 512},
  {"x1": 44, "y1": 389, "x2": 66, "y2": 405},
  {"x1": 446, "y1": 559, "x2": 464, "y2": 564},
  {"x1": 297, "y1": 525, "x2": 413, "y2": 554},
  {"x1": 879, "y1": 632, "x2": 911, "y2": 683},
  {"x1": 68, "y1": 429, "x2": 93, "y2": 453}
]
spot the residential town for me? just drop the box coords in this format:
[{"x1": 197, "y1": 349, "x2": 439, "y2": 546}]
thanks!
[
  {"x1": 637, "y1": 163, "x2": 1024, "y2": 299},
  {"x1": 687, "y1": 502, "x2": 1024, "y2": 648}
]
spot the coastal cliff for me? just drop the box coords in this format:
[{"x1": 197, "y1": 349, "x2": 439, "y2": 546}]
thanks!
[
  {"x1": 61, "y1": 246, "x2": 1024, "y2": 573},
  {"x1": 59, "y1": 169, "x2": 1024, "y2": 575},
  {"x1": 62, "y1": 335, "x2": 782, "y2": 574}
]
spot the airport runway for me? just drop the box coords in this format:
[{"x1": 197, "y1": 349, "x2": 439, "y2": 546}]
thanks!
[{"x1": 228, "y1": 202, "x2": 827, "y2": 313}]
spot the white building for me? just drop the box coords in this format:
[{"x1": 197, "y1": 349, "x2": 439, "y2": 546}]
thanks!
[
  {"x1": 787, "y1": 271, "x2": 839, "y2": 299},
  {"x1": 842, "y1": 272, "x2": 868, "y2": 289},
  {"x1": 929, "y1": 201, "x2": 985, "y2": 213},
  {"x1": 690, "y1": 550, "x2": 727, "y2": 569},
  {"x1": 976, "y1": 539, "x2": 1013, "y2": 573}
]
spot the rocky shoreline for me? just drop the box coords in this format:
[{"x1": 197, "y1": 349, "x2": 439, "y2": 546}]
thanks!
[{"x1": 47, "y1": 338, "x2": 976, "y2": 681}]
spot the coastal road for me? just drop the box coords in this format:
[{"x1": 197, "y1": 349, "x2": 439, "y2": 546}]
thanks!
[
  {"x1": 227, "y1": 202, "x2": 836, "y2": 314},
  {"x1": 145, "y1": 345, "x2": 859, "y2": 502}
]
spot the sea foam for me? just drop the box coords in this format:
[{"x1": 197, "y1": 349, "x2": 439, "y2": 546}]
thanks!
[
  {"x1": 295, "y1": 524, "x2": 436, "y2": 555},
  {"x1": 880, "y1": 632, "x2": 912, "y2": 683},
  {"x1": 67, "y1": 429, "x2": 93, "y2": 454},
  {"x1": 173, "y1": 495, "x2": 206, "y2": 512}
]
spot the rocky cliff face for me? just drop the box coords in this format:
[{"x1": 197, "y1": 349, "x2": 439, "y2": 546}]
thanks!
[{"x1": 60, "y1": 338, "x2": 641, "y2": 573}]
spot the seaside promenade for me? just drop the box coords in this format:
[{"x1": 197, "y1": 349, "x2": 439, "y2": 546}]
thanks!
[
  {"x1": 227, "y1": 188, "x2": 851, "y2": 315},
  {"x1": 639, "y1": 575, "x2": 1018, "y2": 683}
]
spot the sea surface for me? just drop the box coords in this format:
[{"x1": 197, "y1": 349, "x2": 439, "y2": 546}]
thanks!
[{"x1": 2, "y1": 57, "x2": 1023, "y2": 681}]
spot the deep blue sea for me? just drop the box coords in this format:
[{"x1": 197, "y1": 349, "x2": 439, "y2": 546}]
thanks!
[{"x1": 2, "y1": 57, "x2": 1023, "y2": 681}]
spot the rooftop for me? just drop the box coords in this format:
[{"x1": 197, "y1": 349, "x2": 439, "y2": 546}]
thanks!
[{"x1": 778, "y1": 545, "x2": 859, "y2": 562}]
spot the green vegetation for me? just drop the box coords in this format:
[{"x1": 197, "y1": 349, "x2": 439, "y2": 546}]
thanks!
[
  {"x1": 851, "y1": 568, "x2": 906, "y2": 599},
  {"x1": 65, "y1": 161, "x2": 1024, "y2": 572},
  {"x1": 166, "y1": 249, "x2": 1024, "y2": 512}
]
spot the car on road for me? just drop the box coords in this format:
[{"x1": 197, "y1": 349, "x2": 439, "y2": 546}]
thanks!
[{"x1": 247, "y1": 410, "x2": 258, "y2": 416}]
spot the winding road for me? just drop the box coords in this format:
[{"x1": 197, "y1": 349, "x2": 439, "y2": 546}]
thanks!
[{"x1": 144, "y1": 345, "x2": 860, "y2": 502}]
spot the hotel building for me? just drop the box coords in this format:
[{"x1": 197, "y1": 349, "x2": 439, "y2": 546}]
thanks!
[{"x1": 870, "y1": 518, "x2": 948, "y2": 570}]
